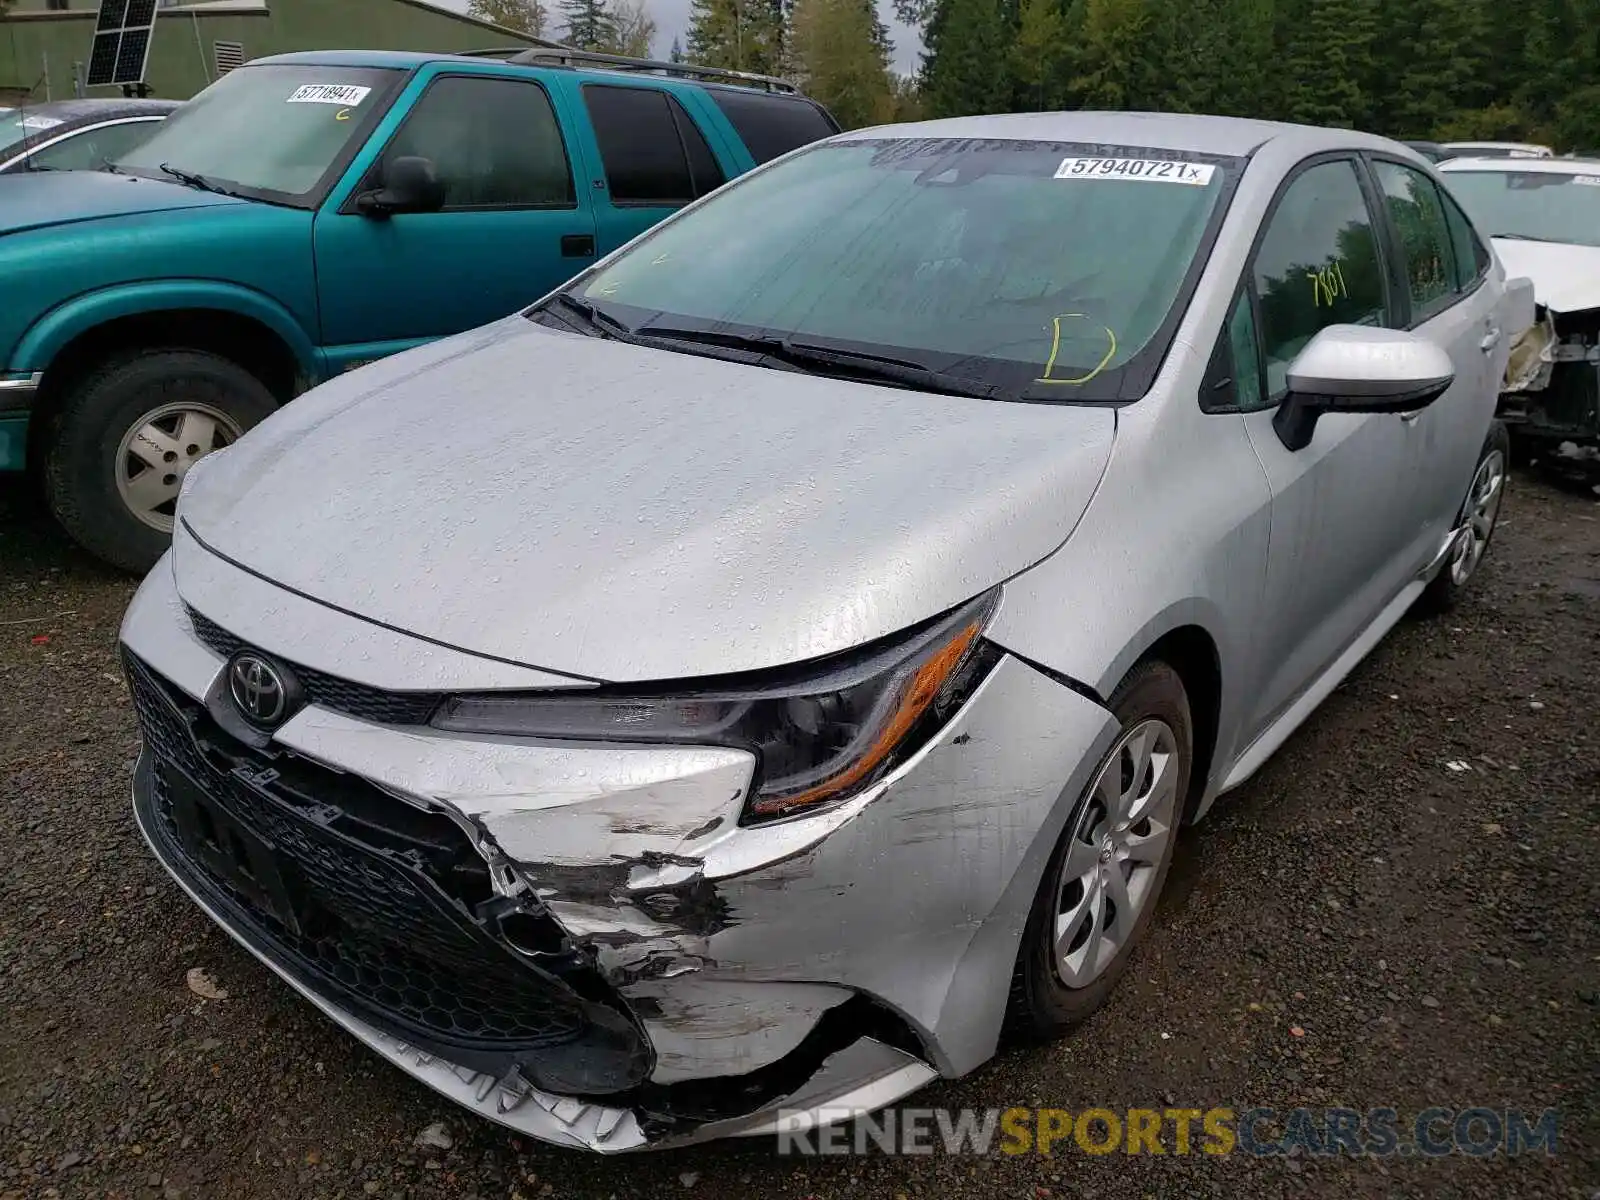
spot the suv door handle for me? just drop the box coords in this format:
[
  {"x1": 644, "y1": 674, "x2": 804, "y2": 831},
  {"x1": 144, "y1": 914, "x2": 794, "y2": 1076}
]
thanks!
[
  {"x1": 561, "y1": 233, "x2": 596, "y2": 258},
  {"x1": 1480, "y1": 326, "x2": 1502, "y2": 353}
]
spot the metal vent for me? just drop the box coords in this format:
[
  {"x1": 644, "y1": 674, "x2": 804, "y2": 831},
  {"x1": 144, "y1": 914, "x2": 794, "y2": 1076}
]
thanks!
[{"x1": 214, "y1": 40, "x2": 245, "y2": 76}]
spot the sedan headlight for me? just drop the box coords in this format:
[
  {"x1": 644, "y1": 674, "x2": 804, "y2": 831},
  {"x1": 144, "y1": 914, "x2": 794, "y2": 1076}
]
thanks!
[{"x1": 433, "y1": 589, "x2": 1004, "y2": 822}]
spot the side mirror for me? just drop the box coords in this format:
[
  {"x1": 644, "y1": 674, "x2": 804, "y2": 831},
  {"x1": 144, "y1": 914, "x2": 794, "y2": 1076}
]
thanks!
[
  {"x1": 356, "y1": 155, "x2": 446, "y2": 218},
  {"x1": 1273, "y1": 325, "x2": 1454, "y2": 452}
]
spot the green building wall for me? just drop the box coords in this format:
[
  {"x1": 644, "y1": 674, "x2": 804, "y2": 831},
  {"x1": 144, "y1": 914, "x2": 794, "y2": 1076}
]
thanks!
[{"x1": 0, "y1": 0, "x2": 553, "y2": 103}]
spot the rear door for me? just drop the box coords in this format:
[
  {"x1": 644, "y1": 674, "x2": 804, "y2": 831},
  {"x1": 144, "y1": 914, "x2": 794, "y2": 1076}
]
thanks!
[
  {"x1": 313, "y1": 66, "x2": 598, "y2": 369},
  {"x1": 569, "y1": 82, "x2": 734, "y2": 257},
  {"x1": 1367, "y1": 155, "x2": 1504, "y2": 540},
  {"x1": 1232, "y1": 156, "x2": 1424, "y2": 739}
]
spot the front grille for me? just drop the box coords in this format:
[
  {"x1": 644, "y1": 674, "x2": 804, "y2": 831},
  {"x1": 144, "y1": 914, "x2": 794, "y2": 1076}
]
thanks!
[
  {"x1": 187, "y1": 607, "x2": 445, "y2": 726},
  {"x1": 126, "y1": 650, "x2": 652, "y2": 1095}
]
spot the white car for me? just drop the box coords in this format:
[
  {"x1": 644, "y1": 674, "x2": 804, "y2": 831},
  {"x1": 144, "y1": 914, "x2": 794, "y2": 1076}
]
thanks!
[{"x1": 1440, "y1": 155, "x2": 1600, "y2": 452}]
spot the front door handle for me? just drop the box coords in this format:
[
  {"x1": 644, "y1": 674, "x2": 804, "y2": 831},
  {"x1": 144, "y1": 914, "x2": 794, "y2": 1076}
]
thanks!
[
  {"x1": 1399, "y1": 410, "x2": 1422, "y2": 425},
  {"x1": 1480, "y1": 326, "x2": 1502, "y2": 353},
  {"x1": 561, "y1": 233, "x2": 596, "y2": 258}
]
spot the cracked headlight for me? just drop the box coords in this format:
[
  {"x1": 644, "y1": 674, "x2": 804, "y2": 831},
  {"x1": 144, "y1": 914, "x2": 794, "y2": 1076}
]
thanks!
[{"x1": 432, "y1": 589, "x2": 1003, "y2": 822}]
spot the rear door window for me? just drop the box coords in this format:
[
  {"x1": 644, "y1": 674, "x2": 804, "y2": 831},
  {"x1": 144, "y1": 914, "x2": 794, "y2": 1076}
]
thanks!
[
  {"x1": 707, "y1": 90, "x2": 837, "y2": 164},
  {"x1": 582, "y1": 85, "x2": 725, "y2": 205},
  {"x1": 1373, "y1": 160, "x2": 1458, "y2": 318}
]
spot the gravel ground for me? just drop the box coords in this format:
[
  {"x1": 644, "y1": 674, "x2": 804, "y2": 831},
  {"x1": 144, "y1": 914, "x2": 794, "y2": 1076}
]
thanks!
[{"x1": 1, "y1": 470, "x2": 1596, "y2": 1200}]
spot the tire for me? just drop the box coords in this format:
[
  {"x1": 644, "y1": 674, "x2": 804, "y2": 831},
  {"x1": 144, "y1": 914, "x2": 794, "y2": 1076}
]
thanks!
[
  {"x1": 1416, "y1": 419, "x2": 1511, "y2": 616},
  {"x1": 43, "y1": 349, "x2": 276, "y2": 574},
  {"x1": 1006, "y1": 660, "x2": 1193, "y2": 1040}
]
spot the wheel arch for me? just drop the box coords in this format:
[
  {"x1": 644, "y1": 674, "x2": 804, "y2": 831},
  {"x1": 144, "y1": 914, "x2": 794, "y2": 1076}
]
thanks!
[
  {"x1": 21, "y1": 284, "x2": 318, "y2": 462},
  {"x1": 1085, "y1": 613, "x2": 1226, "y2": 826}
]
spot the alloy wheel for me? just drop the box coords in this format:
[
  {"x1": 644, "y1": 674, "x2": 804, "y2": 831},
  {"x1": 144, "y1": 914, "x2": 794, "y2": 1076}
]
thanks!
[
  {"x1": 1052, "y1": 718, "x2": 1181, "y2": 989},
  {"x1": 1449, "y1": 447, "x2": 1507, "y2": 587},
  {"x1": 115, "y1": 402, "x2": 243, "y2": 533}
]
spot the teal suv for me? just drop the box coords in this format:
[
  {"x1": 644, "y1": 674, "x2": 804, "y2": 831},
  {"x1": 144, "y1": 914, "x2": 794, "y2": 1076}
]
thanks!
[{"x1": 0, "y1": 48, "x2": 837, "y2": 571}]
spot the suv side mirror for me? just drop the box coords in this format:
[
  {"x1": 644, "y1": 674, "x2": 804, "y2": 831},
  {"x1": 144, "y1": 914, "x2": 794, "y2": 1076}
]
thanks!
[
  {"x1": 1273, "y1": 325, "x2": 1455, "y2": 451},
  {"x1": 356, "y1": 155, "x2": 446, "y2": 218}
]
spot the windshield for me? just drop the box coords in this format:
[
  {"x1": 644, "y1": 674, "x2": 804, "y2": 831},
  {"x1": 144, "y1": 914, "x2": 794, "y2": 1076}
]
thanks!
[
  {"x1": 563, "y1": 138, "x2": 1236, "y2": 401},
  {"x1": 112, "y1": 64, "x2": 403, "y2": 205},
  {"x1": 0, "y1": 109, "x2": 66, "y2": 155},
  {"x1": 1445, "y1": 169, "x2": 1600, "y2": 247}
]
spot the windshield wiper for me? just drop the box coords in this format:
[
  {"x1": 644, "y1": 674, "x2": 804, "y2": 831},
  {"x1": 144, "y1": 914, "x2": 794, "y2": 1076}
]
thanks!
[
  {"x1": 1490, "y1": 232, "x2": 1565, "y2": 243},
  {"x1": 99, "y1": 156, "x2": 123, "y2": 174},
  {"x1": 631, "y1": 325, "x2": 1007, "y2": 400},
  {"x1": 539, "y1": 292, "x2": 635, "y2": 339},
  {"x1": 158, "y1": 161, "x2": 234, "y2": 195}
]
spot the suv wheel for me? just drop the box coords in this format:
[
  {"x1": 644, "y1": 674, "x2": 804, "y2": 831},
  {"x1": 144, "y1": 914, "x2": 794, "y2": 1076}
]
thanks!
[{"x1": 44, "y1": 349, "x2": 276, "y2": 574}]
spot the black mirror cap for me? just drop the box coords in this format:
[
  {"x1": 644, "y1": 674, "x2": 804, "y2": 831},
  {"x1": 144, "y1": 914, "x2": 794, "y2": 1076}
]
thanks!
[{"x1": 1270, "y1": 373, "x2": 1453, "y2": 452}]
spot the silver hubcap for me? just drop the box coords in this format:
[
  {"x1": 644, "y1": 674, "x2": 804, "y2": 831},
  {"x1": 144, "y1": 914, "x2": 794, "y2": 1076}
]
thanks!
[
  {"x1": 1449, "y1": 448, "x2": 1506, "y2": 587},
  {"x1": 115, "y1": 402, "x2": 242, "y2": 533},
  {"x1": 1052, "y1": 718, "x2": 1180, "y2": 989}
]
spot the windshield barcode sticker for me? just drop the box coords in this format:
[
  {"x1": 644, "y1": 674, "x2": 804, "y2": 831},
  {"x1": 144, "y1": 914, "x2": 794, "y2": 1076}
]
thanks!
[
  {"x1": 286, "y1": 84, "x2": 372, "y2": 106},
  {"x1": 18, "y1": 115, "x2": 64, "y2": 131},
  {"x1": 1572, "y1": 175, "x2": 1600, "y2": 187},
  {"x1": 1054, "y1": 157, "x2": 1215, "y2": 186}
]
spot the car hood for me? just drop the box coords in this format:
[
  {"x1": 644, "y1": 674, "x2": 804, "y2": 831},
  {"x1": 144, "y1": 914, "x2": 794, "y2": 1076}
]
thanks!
[
  {"x1": 0, "y1": 169, "x2": 244, "y2": 236},
  {"x1": 1490, "y1": 237, "x2": 1600, "y2": 314},
  {"x1": 180, "y1": 318, "x2": 1116, "y2": 683}
]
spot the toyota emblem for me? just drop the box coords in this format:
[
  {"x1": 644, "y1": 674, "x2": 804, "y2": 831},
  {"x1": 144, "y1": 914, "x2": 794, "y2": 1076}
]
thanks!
[{"x1": 228, "y1": 653, "x2": 292, "y2": 728}]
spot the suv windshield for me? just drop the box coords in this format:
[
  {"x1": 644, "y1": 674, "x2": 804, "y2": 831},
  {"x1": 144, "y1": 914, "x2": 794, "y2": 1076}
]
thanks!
[
  {"x1": 562, "y1": 138, "x2": 1236, "y2": 401},
  {"x1": 1445, "y1": 168, "x2": 1600, "y2": 248},
  {"x1": 112, "y1": 63, "x2": 403, "y2": 206}
]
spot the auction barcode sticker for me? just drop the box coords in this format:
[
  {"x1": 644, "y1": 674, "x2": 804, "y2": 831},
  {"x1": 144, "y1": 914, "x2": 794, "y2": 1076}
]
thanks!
[
  {"x1": 1054, "y1": 157, "x2": 1215, "y2": 185},
  {"x1": 1573, "y1": 174, "x2": 1600, "y2": 187},
  {"x1": 286, "y1": 84, "x2": 372, "y2": 106}
]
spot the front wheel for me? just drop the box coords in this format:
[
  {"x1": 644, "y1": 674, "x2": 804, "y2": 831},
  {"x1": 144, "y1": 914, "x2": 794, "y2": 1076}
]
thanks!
[
  {"x1": 1417, "y1": 420, "x2": 1511, "y2": 615},
  {"x1": 43, "y1": 349, "x2": 276, "y2": 574},
  {"x1": 1006, "y1": 660, "x2": 1192, "y2": 1039}
]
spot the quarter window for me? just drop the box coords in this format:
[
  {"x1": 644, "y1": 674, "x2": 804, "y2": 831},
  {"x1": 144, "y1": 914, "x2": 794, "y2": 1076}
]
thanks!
[
  {"x1": 1252, "y1": 160, "x2": 1388, "y2": 396},
  {"x1": 707, "y1": 89, "x2": 838, "y2": 164},
  {"x1": 378, "y1": 76, "x2": 574, "y2": 210},
  {"x1": 583, "y1": 85, "x2": 726, "y2": 205},
  {"x1": 1374, "y1": 160, "x2": 1457, "y2": 315}
]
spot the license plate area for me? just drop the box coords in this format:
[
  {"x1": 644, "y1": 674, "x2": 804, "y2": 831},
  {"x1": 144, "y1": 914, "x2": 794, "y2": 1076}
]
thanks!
[{"x1": 164, "y1": 767, "x2": 302, "y2": 936}]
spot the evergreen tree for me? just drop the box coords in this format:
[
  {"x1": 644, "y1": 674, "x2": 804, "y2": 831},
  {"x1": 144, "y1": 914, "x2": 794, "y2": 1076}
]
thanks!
[
  {"x1": 1012, "y1": 0, "x2": 1069, "y2": 111},
  {"x1": 791, "y1": 0, "x2": 895, "y2": 126},
  {"x1": 921, "y1": 0, "x2": 1015, "y2": 116},
  {"x1": 669, "y1": 34, "x2": 687, "y2": 61},
  {"x1": 468, "y1": 0, "x2": 548, "y2": 37},
  {"x1": 686, "y1": 0, "x2": 786, "y2": 74},
  {"x1": 562, "y1": 0, "x2": 619, "y2": 50},
  {"x1": 1280, "y1": 0, "x2": 1376, "y2": 127}
]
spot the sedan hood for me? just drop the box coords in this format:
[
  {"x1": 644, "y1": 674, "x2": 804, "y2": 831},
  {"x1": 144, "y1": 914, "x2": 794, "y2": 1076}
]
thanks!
[
  {"x1": 0, "y1": 169, "x2": 242, "y2": 237},
  {"x1": 180, "y1": 318, "x2": 1115, "y2": 683},
  {"x1": 1490, "y1": 237, "x2": 1600, "y2": 314}
]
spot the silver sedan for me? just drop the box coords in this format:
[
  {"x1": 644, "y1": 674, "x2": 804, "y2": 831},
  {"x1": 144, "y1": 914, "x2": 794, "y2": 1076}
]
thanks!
[{"x1": 119, "y1": 111, "x2": 1532, "y2": 1152}]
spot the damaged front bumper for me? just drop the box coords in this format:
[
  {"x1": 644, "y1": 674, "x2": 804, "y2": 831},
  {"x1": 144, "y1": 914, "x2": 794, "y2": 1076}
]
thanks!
[
  {"x1": 1500, "y1": 308, "x2": 1600, "y2": 446},
  {"x1": 121, "y1": 549, "x2": 1118, "y2": 1151}
]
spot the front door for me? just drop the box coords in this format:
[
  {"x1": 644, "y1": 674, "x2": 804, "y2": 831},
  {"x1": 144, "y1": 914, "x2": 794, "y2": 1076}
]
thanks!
[
  {"x1": 1234, "y1": 157, "x2": 1423, "y2": 740},
  {"x1": 313, "y1": 71, "x2": 598, "y2": 371}
]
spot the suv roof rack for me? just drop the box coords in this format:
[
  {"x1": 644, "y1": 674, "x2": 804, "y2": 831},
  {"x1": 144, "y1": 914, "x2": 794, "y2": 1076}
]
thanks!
[{"x1": 483, "y1": 46, "x2": 797, "y2": 93}]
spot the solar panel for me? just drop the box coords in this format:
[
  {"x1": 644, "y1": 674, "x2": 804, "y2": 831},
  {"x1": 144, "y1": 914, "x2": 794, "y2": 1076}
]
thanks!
[{"x1": 85, "y1": 0, "x2": 157, "y2": 87}]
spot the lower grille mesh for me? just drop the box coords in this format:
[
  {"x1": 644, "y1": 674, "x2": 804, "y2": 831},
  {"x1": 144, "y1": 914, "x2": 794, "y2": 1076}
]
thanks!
[{"x1": 126, "y1": 651, "x2": 650, "y2": 1091}]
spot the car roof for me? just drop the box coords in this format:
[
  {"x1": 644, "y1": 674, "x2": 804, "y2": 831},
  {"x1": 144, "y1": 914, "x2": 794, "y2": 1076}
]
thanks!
[
  {"x1": 1440, "y1": 140, "x2": 1551, "y2": 152},
  {"x1": 1440, "y1": 155, "x2": 1600, "y2": 174},
  {"x1": 833, "y1": 110, "x2": 1413, "y2": 158},
  {"x1": 0, "y1": 97, "x2": 179, "y2": 121}
]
